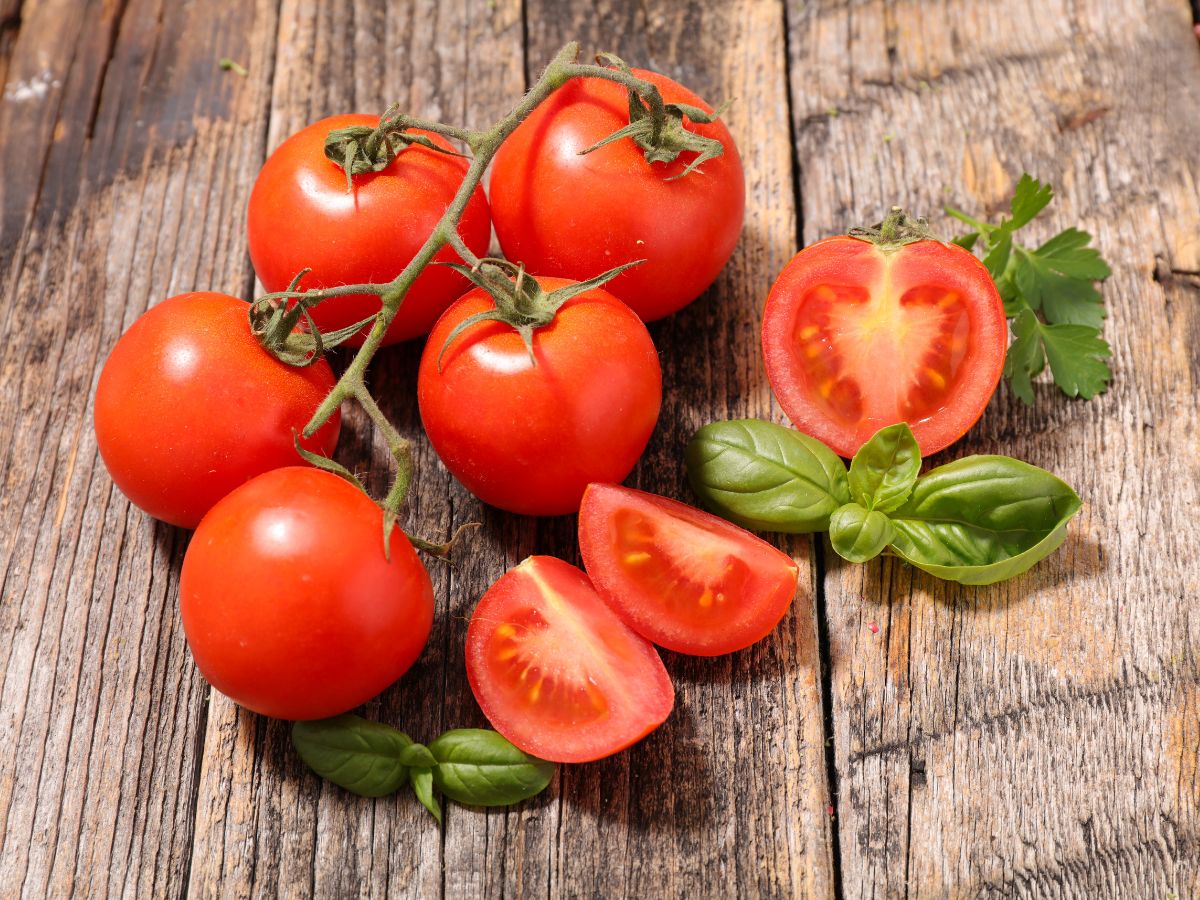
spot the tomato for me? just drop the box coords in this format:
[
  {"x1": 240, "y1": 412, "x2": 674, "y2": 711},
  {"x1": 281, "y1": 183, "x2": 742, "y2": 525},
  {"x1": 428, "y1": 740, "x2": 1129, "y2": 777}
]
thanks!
[
  {"x1": 93, "y1": 292, "x2": 340, "y2": 529},
  {"x1": 578, "y1": 484, "x2": 799, "y2": 655},
  {"x1": 465, "y1": 556, "x2": 673, "y2": 763},
  {"x1": 180, "y1": 467, "x2": 434, "y2": 720},
  {"x1": 761, "y1": 235, "x2": 1007, "y2": 457},
  {"x1": 247, "y1": 114, "x2": 491, "y2": 345},
  {"x1": 417, "y1": 277, "x2": 661, "y2": 515},
  {"x1": 489, "y1": 69, "x2": 744, "y2": 322}
]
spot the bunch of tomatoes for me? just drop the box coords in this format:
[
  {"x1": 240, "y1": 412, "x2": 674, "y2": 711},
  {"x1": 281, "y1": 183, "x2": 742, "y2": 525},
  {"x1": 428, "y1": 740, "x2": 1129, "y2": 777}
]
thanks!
[{"x1": 94, "y1": 53, "x2": 1007, "y2": 765}]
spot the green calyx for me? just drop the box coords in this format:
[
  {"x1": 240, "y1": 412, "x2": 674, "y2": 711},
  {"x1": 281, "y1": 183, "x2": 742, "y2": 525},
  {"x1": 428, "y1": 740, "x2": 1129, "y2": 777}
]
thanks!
[
  {"x1": 848, "y1": 207, "x2": 939, "y2": 253},
  {"x1": 436, "y1": 257, "x2": 643, "y2": 371},
  {"x1": 324, "y1": 103, "x2": 465, "y2": 192},
  {"x1": 580, "y1": 53, "x2": 730, "y2": 180},
  {"x1": 249, "y1": 269, "x2": 376, "y2": 366}
]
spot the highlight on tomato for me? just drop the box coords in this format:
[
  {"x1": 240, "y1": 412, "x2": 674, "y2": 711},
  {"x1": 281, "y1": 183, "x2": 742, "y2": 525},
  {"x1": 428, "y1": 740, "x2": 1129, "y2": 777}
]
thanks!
[
  {"x1": 465, "y1": 556, "x2": 674, "y2": 764},
  {"x1": 489, "y1": 60, "x2": 744, "y2": 322},
  {"x1": 578, "y1": 484, "x2": 800, "y2": 656},
  {"x1": 247, "y1": 112, "x2": 491, "y2": 345},
  {"x1": 761, "y1": 209, "x2": 1008, "y2": 458},
  {"x1": 180, "y1": 467, "x2": 434, "y2": 721},
  {"x1": 93, "y1": 292, "x2": 341, "y2": 529}
]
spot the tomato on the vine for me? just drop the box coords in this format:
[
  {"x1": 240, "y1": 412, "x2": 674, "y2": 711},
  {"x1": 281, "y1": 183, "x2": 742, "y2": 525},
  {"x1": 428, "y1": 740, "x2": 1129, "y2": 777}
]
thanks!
[
  {"x1": 247, "y1": 114, "x2": 491, "y2": 345},
  {"x1": 489, "y1": 69, "x2": 744, "y2": 322},
  {"x1": 93, "y1": 292, "x2": 340, "y2": 529},
  {"x1": 761, "y1": 220, "x2": 1007, "y2": 457},
  {"x1": 465, "y1": 555, "x2": 674, "y2": 763},
  {"x1": 180, "y1": 467, "x2": 434, "y2": 721}
]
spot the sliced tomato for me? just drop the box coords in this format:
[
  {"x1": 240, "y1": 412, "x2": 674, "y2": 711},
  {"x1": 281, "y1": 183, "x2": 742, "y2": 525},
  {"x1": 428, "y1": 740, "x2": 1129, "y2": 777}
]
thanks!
[
  {"x1": 465, "y1": 556, "x2": 674, "y2": 763},
  {"x1": 578, "y1": 484, "x2": 799, "y2": 656},
  {"x1": 761, "y1": 236, "x2": 1007, "y2": 457}
]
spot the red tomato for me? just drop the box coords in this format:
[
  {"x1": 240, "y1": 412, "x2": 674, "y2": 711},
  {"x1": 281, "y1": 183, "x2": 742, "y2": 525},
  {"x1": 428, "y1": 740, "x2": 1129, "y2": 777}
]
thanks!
[
  {"x1": 489, "y1": 70, "x2": 744, "y2": 322},
  {"x1": 761, "y1": 236, "x2": 1007, "y2": 457},
  {"x1": 93, "y1": 292, "x2": 340, "y2": 529},
  {"x1": 247, "y1": 114, "x2": 491, "y2": 345},
  {"x1": 465, "y1": 556, "x2": 674, "y2": 763},
  {"x1": 180, "y1": 467, "x2": 434, "y2": 720},
  {"x1": 578, "y1": 484, "x2": 799, "y2": 655},
  {"x1": 417, "y1": 277, "x2": 661, "y2": 515}
]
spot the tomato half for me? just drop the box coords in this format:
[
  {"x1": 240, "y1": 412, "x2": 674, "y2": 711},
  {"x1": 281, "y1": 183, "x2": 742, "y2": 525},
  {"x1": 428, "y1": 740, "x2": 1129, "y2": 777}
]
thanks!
[
  {"x1": 465, "y1": 556, "x2": 674, "y2": 763},
  {"x1": 180, "y1": 467, "x2": 434, "y2": 720},
  {"x1": 761, "y1": 236, "x2": 1007, "y2": 457},
  {"x1": 247, "y1": 114, "x2": 491, "y2": 345},
  {"x1": 94, "y1": 292, "x2": 340, "y2": 529},
  {"x1": 578, "y1": 484, "x2": 799, "y2": 656},
  {"x1": 489, "y1": 69, "x2": 744, "y2": 322}
]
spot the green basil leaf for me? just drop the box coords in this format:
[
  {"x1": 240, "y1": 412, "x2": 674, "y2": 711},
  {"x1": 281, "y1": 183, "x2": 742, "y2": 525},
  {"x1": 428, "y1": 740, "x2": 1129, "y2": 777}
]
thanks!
[
  {"x1": 429, "y1": 729, "x2": 555, "y2": 807},
  {"x1": 410, "y1": 766, "x2": 442, "y2": 823},
  {"x1": 398, "y1": 743, "x2": 437, "y2": 768},
  {"x1": 291, "y1": 715, "x2": 411, "y2": 798},
  {"x1": 829, "y1": 503, "x2": 894, "y2": 563},
  {"x1": 847, "y1": 423, "x2": 921, "y2": 512},
  {"x1": 887, "y1": 456, "x2": 1082, "y2": 585},
  {"x1": 686, "y1": 419, "x2": 850, "y2": 533}
]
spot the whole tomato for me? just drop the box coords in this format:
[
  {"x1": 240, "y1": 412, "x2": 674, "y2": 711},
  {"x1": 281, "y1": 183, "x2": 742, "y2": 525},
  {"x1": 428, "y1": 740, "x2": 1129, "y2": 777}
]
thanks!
[
  {"x1": 489, "y1": 69, "x2": 744, "y2": 322},
  {"x1": 417, "y1": 275, "x2": 662, "y2": 516},
  {"x1": 180, "y1": 467, "x2": 435, "y2": 720},
  {"x1": 247, "y1": 114, "x2": 491, "y2": 345},
  {"x1": 94, "y1": 292, "x2": 340, "y2": 529}
]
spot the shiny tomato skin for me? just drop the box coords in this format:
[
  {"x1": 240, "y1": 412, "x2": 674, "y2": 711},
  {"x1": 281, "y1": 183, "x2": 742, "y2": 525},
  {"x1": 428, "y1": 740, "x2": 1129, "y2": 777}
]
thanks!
[
  {"x1": 180, "y1": 467, "x2": 434, "y2": 721},
  {"x1": 247, "y1": 114, "x2": 491, "y2": 345},
  {"x1": 489, "y1": 70, "x2": 744, "y2": 322},
  {"x1": 578, "y1": 484, "x2": 799, "y2": 655},
  {"x1": 465, "y1": 555, "x2": 674, "y2": 763},
  {"x1": 93, "y1": 292, "x2": 340, "y2": 529},
  {"x1": 761, "y1": 237, "x2": 1007, "y2": 458},
  {"x1": 417, "y1": 277, "x2": 662, "y2": 516}
]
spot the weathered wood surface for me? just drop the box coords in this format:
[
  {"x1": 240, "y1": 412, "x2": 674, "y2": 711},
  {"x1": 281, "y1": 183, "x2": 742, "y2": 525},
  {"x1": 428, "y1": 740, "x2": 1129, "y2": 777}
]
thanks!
[{"x1": 0, "y1": 0, "x2": 1196, "y2": 897}]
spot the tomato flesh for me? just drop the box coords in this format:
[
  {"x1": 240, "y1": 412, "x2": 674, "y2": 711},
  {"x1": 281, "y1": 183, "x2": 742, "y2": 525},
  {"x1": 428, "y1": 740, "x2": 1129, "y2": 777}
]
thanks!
[
  {"x1": 466, "y1": 556, "x2": 674, "y2": 763},
  {"x1": 578, "y1": 484, "x2": 800, "y2": 656}
]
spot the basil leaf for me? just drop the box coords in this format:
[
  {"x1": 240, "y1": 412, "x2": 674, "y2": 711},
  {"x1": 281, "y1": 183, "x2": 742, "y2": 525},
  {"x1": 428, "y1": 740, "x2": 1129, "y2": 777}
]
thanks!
[
  {"x1": 887, "y1": 456, "x2": 1082, "y2": 585},
  {"x1": 429, "y1": 729, "x2": 555, "y2": 807},
  {"x1": 829, "y1": 503, "x2": 894, "y2": 563},
  {"x1": 398, "y1": 743, "x2": 437, "y2": 768},
  {"x1": 686, "y1": 419, "x2": 850, "y2": 533},
  {"x1": 410, "y1": 766, "x2": 442, "y2": 823},
  {"x1": 847, "y1": 423, "x2": 921, "y2": 512},
  {"x1": 291, "y1": 715, "x2": 411, "y2": 798}
]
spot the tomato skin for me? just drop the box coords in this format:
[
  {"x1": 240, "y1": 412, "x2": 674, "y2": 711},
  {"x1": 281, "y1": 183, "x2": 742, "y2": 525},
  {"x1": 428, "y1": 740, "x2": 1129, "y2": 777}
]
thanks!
[
  {"x1": 465, "y1": 556, "x2": 674, "y2": 763},
  {"x1": 180, "y1": 467, "x2": 434, "y2": 721},
  {"x1": 761, "y1": 237, "x2": 1008, "y2": 458},
  {"x1": 417, "y1": 277, "x2": 662, "y2": 516},
  {"x1": 93, "y1": 292, "x2": 340, "y2": 529},
  {"x1": 247, "y1": 114, "x2": 491, "y2": 345},
  {"x1": 578, "y1": 484, "x2": 799, "y2": 655},
  {"x1": 489, "y1": 70, "x2": 744, "y2": 322}
]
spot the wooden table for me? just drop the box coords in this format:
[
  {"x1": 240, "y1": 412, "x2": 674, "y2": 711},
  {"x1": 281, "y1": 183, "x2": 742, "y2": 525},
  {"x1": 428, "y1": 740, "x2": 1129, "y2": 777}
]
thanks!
[{"x1": 2, "y1": 0, "x2": 1198, "y2": 896}]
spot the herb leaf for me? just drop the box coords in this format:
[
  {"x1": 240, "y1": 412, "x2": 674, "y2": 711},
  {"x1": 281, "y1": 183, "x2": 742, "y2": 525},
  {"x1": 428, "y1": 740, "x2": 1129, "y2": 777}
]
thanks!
[
  {"x1": 428, "y1": 729, "x2": 555, "y2": 807},
  {"x1": 410, "y1": 766, "x2": 442, "y2": 823},
  {"x1": 847, "y1": 423, "x2": 920, "y2": 513},
  {"x1": 291, "y1": 715, "x2": 412, "y2": 798},
  {"x1": 829, "y1": 503, "x2": 894, "y2": 563}
]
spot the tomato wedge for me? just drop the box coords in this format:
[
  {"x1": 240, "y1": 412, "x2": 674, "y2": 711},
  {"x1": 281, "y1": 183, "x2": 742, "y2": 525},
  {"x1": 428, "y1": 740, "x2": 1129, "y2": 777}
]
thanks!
[
  {"x1": 761, "y1": 229, "x2": 1007, "y2": 457},
  {"x1": 465, "y1": 556, "x2": 674, "y2": 763},
  {"x1": 578, "y1": 484, "x2": 799, "y2": 656}
]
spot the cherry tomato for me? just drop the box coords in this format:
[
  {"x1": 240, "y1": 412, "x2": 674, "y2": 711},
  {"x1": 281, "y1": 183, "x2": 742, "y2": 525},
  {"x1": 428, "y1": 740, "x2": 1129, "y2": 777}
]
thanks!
[
  {"x1": 417, "y1": 277, "x2": 661, "y2": 516},
  {"x1": 578, "y1": 484, "x2": 799, "y2": 656},
  {"x1": 180, "y1": 467, "x2": 434, "y2": 720},
  {"x1": 465, "y1": 555, "x2": 674, "y2": 763},
  {"x1": 247, "y1": 114, "x2": 491, "y2": 345},
  {"x1": 93, "y1": 292, "x2": 340, "y2": 529},
  {"x1": 489, "y1": 69, "x2": 744, "y2": 322},
  {"x1": 761, "y1": 236, "x2": 1007, "y2": 457}
]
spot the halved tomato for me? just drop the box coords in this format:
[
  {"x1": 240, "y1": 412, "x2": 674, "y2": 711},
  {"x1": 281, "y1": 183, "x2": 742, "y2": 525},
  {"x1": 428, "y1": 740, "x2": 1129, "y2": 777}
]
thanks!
[
  {"x1": 465, "y1": 556, "x2": 674, "y2": 763},
  {"x1": 578, "y1": 484, "x2": 799, "y2": 656},
  {"x1": 761, "y1": 230, "x2": 1007, "y2": 457}
]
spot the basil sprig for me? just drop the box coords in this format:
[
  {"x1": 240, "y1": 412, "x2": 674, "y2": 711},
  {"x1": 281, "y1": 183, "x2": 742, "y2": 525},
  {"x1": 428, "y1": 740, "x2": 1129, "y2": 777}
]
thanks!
[
  {"x1": 686, "y1": 420, "x2": 1081, "y2": 585},
  {"x1": 292, "y1": 715, "x2": 555, "y2": 821}
]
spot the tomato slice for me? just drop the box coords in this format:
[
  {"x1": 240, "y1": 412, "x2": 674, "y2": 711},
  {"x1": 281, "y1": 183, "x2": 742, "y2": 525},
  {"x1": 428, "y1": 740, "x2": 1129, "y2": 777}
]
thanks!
[
  {"x1": 578, "y1": 484, "x2": 800, "y2": 656},
  {"x1": 465, "y1": 556, "x2": 674, "y2": 763},
  {"x1": 761, "y1": 236, "x2": 1007, "y2": 457}
]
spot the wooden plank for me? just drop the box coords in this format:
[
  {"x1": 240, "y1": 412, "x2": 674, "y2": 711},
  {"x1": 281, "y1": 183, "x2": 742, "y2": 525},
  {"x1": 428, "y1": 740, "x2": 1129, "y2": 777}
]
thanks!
[{"x1": 784, "y1": 0, "x2": 1200, "y2": 895}]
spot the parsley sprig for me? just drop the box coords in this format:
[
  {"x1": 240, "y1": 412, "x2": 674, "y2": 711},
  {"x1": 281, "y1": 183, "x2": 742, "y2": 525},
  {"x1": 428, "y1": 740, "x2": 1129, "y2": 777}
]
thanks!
[{"x1": 946, "y1": 174, "x2": 1113, "y2": 404}]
